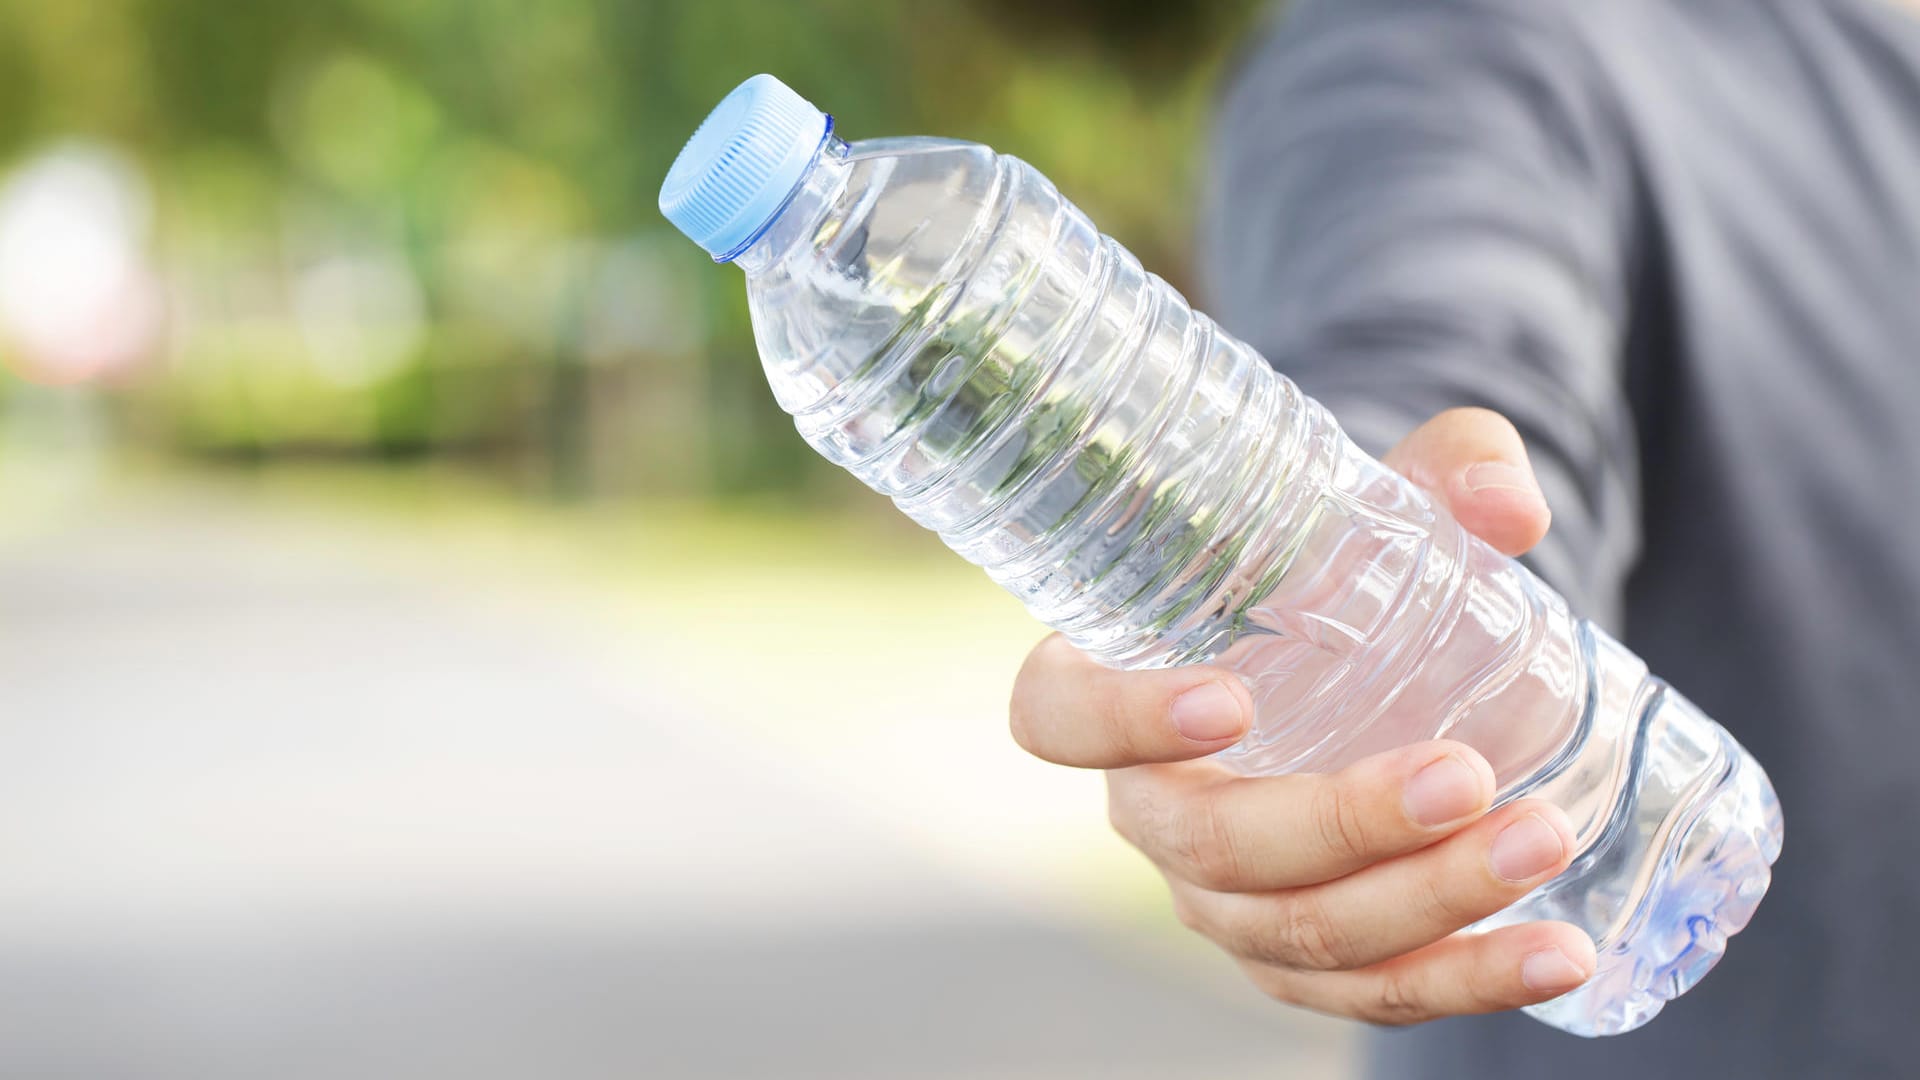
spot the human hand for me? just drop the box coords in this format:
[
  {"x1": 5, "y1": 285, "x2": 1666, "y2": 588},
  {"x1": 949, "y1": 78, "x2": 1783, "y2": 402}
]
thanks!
[{"x1": 1008, "y1": 407, "x2": 1595, "y2": 1025}]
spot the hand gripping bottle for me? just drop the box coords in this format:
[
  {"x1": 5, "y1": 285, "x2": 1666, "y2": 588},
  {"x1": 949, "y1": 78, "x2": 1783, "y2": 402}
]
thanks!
[{"x1": 658, "y1": 74, "x2": 1781, "y2": 1036}]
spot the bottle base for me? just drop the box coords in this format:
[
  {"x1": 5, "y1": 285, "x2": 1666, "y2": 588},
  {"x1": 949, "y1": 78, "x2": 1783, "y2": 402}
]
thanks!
[{"x1": 1519, "y1": 725, "x2": 1783, "y2": 1037}]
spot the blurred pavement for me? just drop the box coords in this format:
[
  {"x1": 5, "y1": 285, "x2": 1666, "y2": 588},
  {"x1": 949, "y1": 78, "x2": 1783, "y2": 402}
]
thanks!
[{"x1": 0, "y1": 482, "x2": 1354, "y2": 1079}]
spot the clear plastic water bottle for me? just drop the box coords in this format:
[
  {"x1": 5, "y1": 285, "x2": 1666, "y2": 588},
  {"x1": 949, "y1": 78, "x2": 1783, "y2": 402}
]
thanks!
[{"x1": 658, "y1": 73, "x2": 1782, "y2": 1037}]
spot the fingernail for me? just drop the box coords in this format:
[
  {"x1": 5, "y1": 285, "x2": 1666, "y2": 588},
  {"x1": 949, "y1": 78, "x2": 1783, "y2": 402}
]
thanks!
[
  {"x1": 1170, "y1": 682, "x2": 1244, "y2": 742},
  {"x1": 1521, "y1": 947, "x2": 1589, "y2": 993},
  {"x1": 1463, "y1": 461, "x2": 1539, "y2": 496},
  {"x1": 1402, "y1": 754, "x2": 1485, "y2": 827},
  {"x1": 1490, "y1": 812, "x2": 1567, "y2": 882}
]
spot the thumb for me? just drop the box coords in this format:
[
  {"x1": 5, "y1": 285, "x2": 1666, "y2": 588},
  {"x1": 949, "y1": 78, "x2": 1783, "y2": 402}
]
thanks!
[{"x1": 1382, "y1": 407, "x2": 1551, "y2": 557}]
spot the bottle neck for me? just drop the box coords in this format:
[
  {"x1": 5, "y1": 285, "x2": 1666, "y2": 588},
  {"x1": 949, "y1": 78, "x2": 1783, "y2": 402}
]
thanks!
[{"x1": 731, "y1": 133, "x2": 851, "y2": 276}]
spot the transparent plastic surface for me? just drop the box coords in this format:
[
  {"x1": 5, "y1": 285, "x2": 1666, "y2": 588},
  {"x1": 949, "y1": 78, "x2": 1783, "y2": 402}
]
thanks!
[{"x1": 732, "y1": 134, "x2": 1782, "y2": 1036}]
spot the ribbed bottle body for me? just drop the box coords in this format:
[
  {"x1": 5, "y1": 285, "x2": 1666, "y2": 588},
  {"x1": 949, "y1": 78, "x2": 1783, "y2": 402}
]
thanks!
[{"x1": 736, "y1": 135, "x2": 1780, "y2": 1036}]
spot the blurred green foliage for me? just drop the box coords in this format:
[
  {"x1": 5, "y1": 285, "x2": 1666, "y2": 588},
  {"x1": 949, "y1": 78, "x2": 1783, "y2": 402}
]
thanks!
[{"x1": 0, "y1": 0, "x2": 1269, "y2": 500}]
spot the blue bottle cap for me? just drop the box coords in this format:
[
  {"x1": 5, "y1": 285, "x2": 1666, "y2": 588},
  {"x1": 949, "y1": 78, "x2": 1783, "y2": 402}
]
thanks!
[{"x1": 659, "y1": 74, "x2": 831, "y2": 260}]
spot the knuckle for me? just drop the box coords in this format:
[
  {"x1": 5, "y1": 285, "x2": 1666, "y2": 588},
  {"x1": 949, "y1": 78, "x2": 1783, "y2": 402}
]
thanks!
[
  {"x1": 1362, "y1": 969, "x2": 1432, "y2": 1027},
  {"x1": 1171, "y1": 795, "x2": 1248, "y2": 891},
  {"x1": 1270, "y1": 893, "x2": 1361, "y2": 972},
  {"x1": 1309, "y1": 780, "x2": 1375, "y2": 864},
  {"x1": 1415, "y1": 868, "x2": 1483, "y2": 930}
]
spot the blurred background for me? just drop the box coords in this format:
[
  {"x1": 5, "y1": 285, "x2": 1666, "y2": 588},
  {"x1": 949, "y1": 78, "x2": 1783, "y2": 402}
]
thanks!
[{"x1": 0, "y1": 0, "x2": 1357, "y2": 1076}]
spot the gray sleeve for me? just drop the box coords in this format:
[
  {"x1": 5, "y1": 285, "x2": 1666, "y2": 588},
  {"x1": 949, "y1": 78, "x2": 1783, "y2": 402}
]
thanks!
[{"x1": 1199, "y1": 0, "x2": 1641, "y2": 628}]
